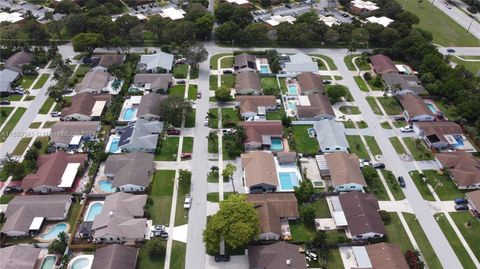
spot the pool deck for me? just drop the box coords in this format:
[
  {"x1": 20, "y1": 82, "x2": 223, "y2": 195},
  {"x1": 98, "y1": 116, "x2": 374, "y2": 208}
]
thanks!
[
  {"x1": 274, "y1": 156, "x2": 302, "y2": 191},
  {"x1": 118, "y1": 95, "x2": 141, "y2": 122},
  {"x1": 105, "y1": 134, "x2": 122, "y2": 154}
]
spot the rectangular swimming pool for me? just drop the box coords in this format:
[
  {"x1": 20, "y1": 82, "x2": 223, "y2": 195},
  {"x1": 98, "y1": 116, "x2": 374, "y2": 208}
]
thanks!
[
  {"x1": 108, "y1": 137, "x2": 120, "y2": 153},
  {"x1": 288, "y1": 84, "x2": 298, "y2": 95},
  {"x1": 260, "y1": 65, "x2": 269, "y2": 74},
  {"x1": 271, "y1": 137, "x2": 283, "y2": 151},
  {"x1": 426, "y1": 103, "x2": 438, "y2": 114},
  {"x1": 278, "y1": 172, "x2": 299, "y2": 190}
]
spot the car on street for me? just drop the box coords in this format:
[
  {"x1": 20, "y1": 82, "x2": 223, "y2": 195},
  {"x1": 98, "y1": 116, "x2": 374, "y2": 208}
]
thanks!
[
  {"x1": 0, "y1": 99, "x2": 11, "y2": 105},
  {"x1": 400, "y1": 126, "x2": 414, "y2": 132},
  {"x1": 394, "y1": 115, "x2": 405, "y2": 121},
  {"x1": 181, "y1": 152, "x2": 192, "y2": 159},
  {"x1": 204, "y1": 116, "x2": 209, "y2": 126},
  {"x1": 214, "y1": 255, "x2": 231, "y2": 262},
  {"x1": 373, "y1": 163, "x2": 385, "y2": 169},
  {"x1": 167, "y1": 129, "x2": 181, "y2": 135},
  {"x1": 197, "y1": 92, "x2": 202, "y2": 99},
  {"x1": 184, "y1": 194, "x2": 192, "y2": 209},
  {"x1": 454, "y1": 204, "x2": 469, "y2": 211},
  {"x1": 447, "y1": 48, "x2": 455, "y2": 53},
  {"x1": 323, "y1": 80, "x2": 332, "y2": 84},
  {"x1": 177, "y1": 80, "x2": 186, "y2": 84},
  {"x1": 50, "y1": 111, "x2": 61, "y2": 117},
  {"x1": 454, "y1": 198, "x2": 468, "y2": 205},
  {"x1": 398, "y1": 176, "x2": 406, "y2": 187}
]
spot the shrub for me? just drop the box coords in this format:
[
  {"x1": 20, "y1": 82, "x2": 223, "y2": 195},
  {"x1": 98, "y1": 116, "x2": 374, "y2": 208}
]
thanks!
[{"x1": 379, "y1": 210, "x2": 391, "y2": 224}]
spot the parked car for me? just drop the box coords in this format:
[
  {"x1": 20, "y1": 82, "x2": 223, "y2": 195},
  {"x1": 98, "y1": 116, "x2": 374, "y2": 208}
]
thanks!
[
  {"x1": 154, "y1": 225, "x2": 166, "y2": 231},
  {"x1": 0, "y1": 99, "x2": 11, "y2": 105},
  {"x1": 184, "y1": 194, "x2": 192, "y2": 209},
  {"x1": 400, "y1": 126, "x2": 413, "y2": 133},
  {"x1": 167, "y1": 129, "x2": 181, "y2": 135},
  {"x1": 359, "y1": 159, "x2": 371, "y2": 167},
  {"x1": 177, "y1": 80, "x2": 186, "y2": 84},
  {"x1": 446, "y1": 48, "x2": 455, "y2": 53},
  {"x1": 223, "y1": 70, "x2": 233, "y2": 74},
  {"x1": 373, "y1": 163, "x2": 385, "y2": 169},
  {"x1": 50, "y1": 111, "x2": 61, "y2": 117},
  {"x1": 160, "y1": 231, "x2": 169, "y2": 240},
  {"x1": 204, "y1": 116, "x2": 209, "y2": 126},
  {"x1": 4, "y1": 186, "x2": 22, "y2": 193},
  {"x1": 398, "y1": 176, "x2": 406, "y2": 187},
  {"x1": 197, "y1": 92, "x2": 202, "y2": 99},
  {"x1": 394, "y1": 115, "x2": 405, "y2": 121},
  {"x1": 181, "y1": 152, "x2": 192, "y2": 159},
  {"x1": 454, "y1": 204, "x2": 469, "y2": 211},
  {"x1": 214, "y1": 255, "x2": 231, "y2": 262},
  {"x1": 454, "y1": 198, "x2": 468, "y2": 205}
]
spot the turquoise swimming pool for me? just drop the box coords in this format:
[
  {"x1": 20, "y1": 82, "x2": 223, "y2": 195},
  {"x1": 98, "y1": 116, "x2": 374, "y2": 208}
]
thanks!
[
  {"x1": 271, "y1": 138, "x2": 283, "y2": 151},
  {"x1": 260, "y1": 65, "x2": 269, "y2": 74},
  {"x1": 40, "y1": 255, "x2": 56, "y2": 269},
  {"x1": 70, "y1": 257, "x2": 91, "y2": 269},
  {"x1": 287, "y1": 102, "x2": 296, "y2": 110},
  {"x1": 98, "y1": 180, "x2": 116, "y2": 193},
  {"x1": 39, "y1": 223, "x2": 67, "y2": 240},
  {"x1": 278, "y1": 172, "x2": 298, "y2": 191},
  {"x1": 123, "y1": 107, "x2": 137, "y2": 120},
  {"x1": 288, "y1": 84, "x2": 298, "y2": 95},
  {"x1": 108, "y1": 137, "x2": 120, "y2": 153},
  {"x1": 426, "y1": 103, "x2": 438, "y2": 114},
  {"x1": 84, "y1": 202, "x2": 104, "y2": 221}
]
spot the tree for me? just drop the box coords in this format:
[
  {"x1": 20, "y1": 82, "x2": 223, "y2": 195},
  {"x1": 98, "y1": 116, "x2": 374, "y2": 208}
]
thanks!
[
  {"x1": 203, "y1": 194, "x2": 259, "y2": 254},
  {"x1": 222, "y1": 163, "x2": 237, "y2": 182},
  {"x1": 72, "y1": 33, "x2": 105, "y2": 55},
  {"x1": 159, "y1": 95, "x2": 192, "y2": 126},
  {"x1": 325, "y1": 29, "x2": 339, "y2": 43},
  {"x1": 195, "y1": 14, "x2": 215, "y2": 40},
  {"x1": 48, "y1": 232, "x2": 68, "y2": 254},
  {"x1": 326, "y1": 85, "x2": 348, "y2": 103},
  {"x1": 214, "y1": 22, "x2": 242, "y2": 42},
  {"x1": 306, "y1": 230, "x2": 327, "y2": 250},
  {"x1": 182, "y1": 44, "x2": 208, "y2": 70},
  {"x1": 351, "y1": 28, "x2": 369, "y2": 43},
  {"x1": 146, "y1": 238, "x2": 166, "y2": 257},
  {"x1": 215, "y1": 86, "x2": 232, "y2": 101},
  {"x1": 300, "y1": 204, "x2": 316, "y2": 226},
  {"x1": 294, "y1": 180, "x2": 314, "y2": 203}
]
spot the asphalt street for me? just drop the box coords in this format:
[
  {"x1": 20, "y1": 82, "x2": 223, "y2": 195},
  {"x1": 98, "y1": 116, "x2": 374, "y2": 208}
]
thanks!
[{"x1": 431, "y1": 0, "x2": 480, "y2": 40}]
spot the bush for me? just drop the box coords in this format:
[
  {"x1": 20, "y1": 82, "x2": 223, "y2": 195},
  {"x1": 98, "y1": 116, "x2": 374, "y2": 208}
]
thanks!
[
  {"x1": 405, "y1": 250, "x2": 424, "y2": 269},
  {"x1": 379, "y1": 210, "x2": 391, "y2": 224},
  {"x1": 300, "y1": 204, "x2": 315, "y2": 227},
  {"x1": 363, "y1": 72, "x2": 372, "y2": 80},
  {"x1": 146, "y1": 238, "x2": 166, "y2": 257}
]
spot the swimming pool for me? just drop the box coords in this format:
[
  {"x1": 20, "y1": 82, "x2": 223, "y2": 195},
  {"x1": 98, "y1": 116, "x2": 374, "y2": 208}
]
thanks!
[
  {"x1": 98, "y1": 180, "x2": 116, "y2": 193},
  {"x1": 426, "y1": 103, "x2": 438, "y2": 114},
  {"x1": 278, "y1": 172, "x2": 299, "y2": 190},
  {"x1": 84, "y1": 202, "x2": 104, "y2": 222},
  {"x1": 40, "y1": 255, "x2": 57, "y2": 269},
  {"x1": 288, "y1": 84, "x2": 298, "y2": 95},
  {"x1": 108, "y1": 137, "x2": 120, "y2": 153},
  {"x1": 287, "y1": 102, "x2": 296, "y2": 110},
  {"x1": 68, "y1": 255, "x2": 93, "y2": 269},
  {"x1": 271, "y1": 138, "x2": 283, "y2": 151},
  {"x1": 453, "y1": 135, "x2": 465, "y2": 147},
  {"x1": 123, "y1": 107, "x2": 137, "y2": 121},
  {"x1": 39, "y1": 223, "x2": 67, "y2": 240},
  {"x1": 259, "y1": 65, "x2": 269, "y2": 74}
]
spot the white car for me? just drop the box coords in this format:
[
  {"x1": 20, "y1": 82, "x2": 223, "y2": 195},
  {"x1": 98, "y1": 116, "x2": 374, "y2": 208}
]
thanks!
[
  {"x1": 400, "y1": 126, "x2": 414, "y2": 133},
  {"x1": 184, "y1": 194, "x2": 192, "y2": 209},
  {"x1": 204, "y1": 117, "x2": 209, "y2": 126}
]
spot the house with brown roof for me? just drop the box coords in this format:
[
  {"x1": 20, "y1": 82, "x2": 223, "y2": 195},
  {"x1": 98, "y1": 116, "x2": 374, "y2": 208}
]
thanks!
[
  {"x1": 248, "y1": 241, "x2": 307, "y2": 269},
  {"x1": 75, "y1": 70, "x2": 117, "y2": 94},
  {"x1": 133, "y1": 74, "x2": 173, "y2": 93},
  {"x1": 241, "y1": 120, "x2": 283, "y2": 151},
  {"x1": 236, "y1": 95, "x2": 277, "y2": 119},
  {"x1": 21, "y1": 152, "x2": 88, "y2": 193},
  {"x1": 413, "y1": 121, "x2": 464, "y2": 151},
  {"x1": 397, "y1": 94, "x2": 435, "y2": 122},
  {"x1": 91, "y1": 54, "x2": 126, "y2": 69},
  {"x1": 104, "y1": 152, "x2": 155, "y2": 192},
  {"x1": 62, "y1": 92, "x2": 111, "y2": 121},
  {"x1": 5, "y1": 51, "x2": 33, "y2": 73},
  {"x1": 0, "y1": 245, "x2": 42, "y2": 269},
  {"x1": 92, "y1": 192, "x2": 148, "y2": 244},
  {"x1": 339, "y1": 192, "x2": 385, "y2": 239},
  {"x1": 1, "y1": 195, "x2": 72, "y2": 237},
  {"x1": 466, "y1": 190, "x2": 480, "y2": 212},
  {"x1": 137, "y1": 93, "x2": 167, "y2": 121},
  {"x1": 296, "y1": 94, "x2": 335, "y2": 121},
  {"x1": 324, "y1": 152, "x2": 366, "y2": 192},
  {"x1": 91, "y1": 244, "x2": 138, "y2": 269},
  {"x1": 435, "y1": 150, "x2": 480, "y2": 189},
  {"x1": 241, "y1": 151, "x2": 278, "y2": 193},
  {"x1": 235, "y1": 71, "x2": 262, "y2": 95},
  {"x1": 369, "y1": 54, "x2": 398, "y2": 75},
  {"x1": 247, "y1": 193, "x2": 299, "y2": 240},
  {"x1": 350, "y1": 243, "x2": 409, "y2": 269},
  {"x1": 277, "y1": 151, "x2": 297, "y2": 165},
  {"x1": 234, "y1": 53, "x2": 257, "y2": 73},
  {"x1": 297, "y1": 72, "x2": 324, "y2": 95},
  {"x1": 50, "y1": 121, "x2": 101, "y2": 149}
]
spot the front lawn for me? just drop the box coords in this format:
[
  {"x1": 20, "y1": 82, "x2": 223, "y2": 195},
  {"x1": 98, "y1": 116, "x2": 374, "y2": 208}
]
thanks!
[
  {"x1": 188, "y1": 85, "x2": 197, "y2": 100},
  {"x1": 381, "y1": 170, "x2": 406, "y2": 200},
  {"x1": 209, "y1": 75, "x2": 218, "y2": 91},
  {"x1": 339, "y1": 106, "x2": 361, "y2": 115},
  {"x1": 0, "y1": 107, "x2": 14, "y2": 126},
  {"x1": 409, "y1": 171, "x2": 435, "y2": 201},
  {"x1": 73, "y1": 64, "x2": 90, "y2": 78},
  {"x1": 137, "y1": 243, "x2": 166, "y2": 269},
  {"x1": 403, "y1": 137, "x2": 433, "y2": 161},
  {"x1": 155, "y1": 137, "x2": 179, "y2": 161},
  {"x1": 33, "y1": 136, "x2": 49, "y2": 154},
  {"x1": 220, "y1": 56, "x2": 234, "y2": 68},
  {"x1": 389, "y1": 137, "x2": 406, "y2": 155},
  {"x1": 208, "y1": 133, "x2": 218, "y2": 153},
  {"x1": 12, "y1": 137, "x2": 32, "y2": 155},
  {"x1": 170, "y1": 241, "x2": 186, "y2": 269},
  {"x1": 290, "y1": 125, "x2": 319, "y2": 155},
  {"x1": 385, "y1": 212, "x2": 414, "y2": 253},
  {"x1": 221, "y1": 74, "x2": 235, "y2": 88},
  {"x1": 346, "y1": 135, "x2": 369, "y2": 159},
  {"x1": 174, "y1": 171, "x2": 191, "y2": 226},
  {"x1": 0, "y1": 108, "x2": 26, "y2": 142},
  {"x1": 366, "y1": 97, "x2": 382, "y2": 115},
  {"x1": 381, "y1": 121, "x2": 392, "y2": 129},
  {"x1": 261, "y1": 77, "x2": 280, "y2": 96},
  {"x1": 29, "y1": 122, "x2": 41, "y2": 129},
  {"x1": 364, "y1": 136, "x2": 382, "y2": 156},
  {"x1": 377, "y1": 97, "x2": 403, "y2": 115},
  {"x1": 310, "y1": 54, "x2": 338, "y2": 70},
  {"x1": 207, "y1": 192, "x2": 234, "y2": 202},
  {"x1": 354, "y1": 76, "x2": 369, "y2": 92},
  {"x1": 33, "y1": 74, "x2": 50, "y2": 89},
  {"x1": 20, "y1": 75, "x2": 38, "y2": 89},
  {"x1": 210, "y1": 53, "x2": 233, "y2": 70},
  {"x1": 147, "y1": 170, "x2": 175, "y2": 225},
  {"x1": 182, "y1": 137, "x2": 194, "y2": 153},
  {"x1": 0, "y1": 194, "x2": 15, "y2": 204},
  {"x1": 173, "y1": 64, "x2": 188, "y2": 79},
  {"x1": 39, "y1": 97, "x2": 55, "y2": 114},
  {"x1": 184, "y1": 109, "x2": 196, "y2": 128},
  {"x1": 169, "y1": 85, "x2": 186, "y2": 97},
  {"x1": 451, "y1": 212, "x2": 480, "y2": 261},
  {"x1": 221, "y1": 108, "x2": 239, "y2": 128},
  {"x1": 344, "y1": 54, "x2": 370, "y2": 71},
  {"x1": 418, "y1": 170, "x2": 466, "y2": 201},
  {"x1": 208, "y1": 108, "x2": 218, "y2": 129},
  {"x1": 42, "y1": 121, "x2": 57, "y2": 128}
]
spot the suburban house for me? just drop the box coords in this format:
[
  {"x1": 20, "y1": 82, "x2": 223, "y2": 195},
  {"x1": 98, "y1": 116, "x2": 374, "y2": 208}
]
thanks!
[
  {"x1": 137, "y1": 93, "x2": 167, "y2": 121},
  {"x1": 413, "y1": 121, "x2": 464, "y2": 151},
  {"x1": 350, "y1": 0, "x2": 379, "y2": 14},
  {"x1": 382, "y1": 73, "x2": 426, "y2": 96},
  {"x1": 0, "y1": 11, "x2": 25, "y2": 24},
  {"x1": 21, "y1": 152, "x2": 88, "y2": 193},
  {"x1": 0, "y1": 68, "x2": 20, "y2": 93},
  {"x1": 247, "y1": 193, "x2": 299, "y2": 240},
  {"x1": 234, "y1": 53, "x2": 257, "y2": 73},
  {"x1": 75, "y1": 70, "x2": 117, "y2": 94},
  {"x1": 241, "y1": 120, "x2": 283, "y2": 151},
  {"x1": 324, "y1": 152, "x2": 367, "y2": 192},
  {"x1": 369, "y1": 54, "x2": 398, "y2": 75},
  {"x1": 118, "y1": 119, "x2": 163, "y2": 153},
  {"x1": 235, "y1": 71, "x2": 262, "y2": 95},
  {"x1": 313, "y1": 119, "x2": 349, "y2": 153},
  {"x1": 248, "y1": 241, "x2": 308, "y2": 269},
  {"x1": 466, "y1": 190, "x2": 480, "y2": 212},
  {"x1": 236, "y1": 95, "x2": 277, "y2": 119},
  {"x1": 91, "y1": 244, "x2": 138, "y2": 269},
  {"x1": 281, "y1": 52, "x2": 318, "y2": 75},
  {"x1": 265, "y1": 15, "x2": 296, "y2": 28},
  {"x1": 366, "y1": 16, "x2": 394, "y2": 27},
  {"x1": 435, "y1": 150, "x2": 480, "y2": 189},
  {"x1": 50, "y1": 121, "x2": 101, "y2": 150},
  {"x1": 4, "y1": 50, "x2": 33, "y2": 73},
  {"x1": 62, "y1": 92, "x2": 111, "y2": 121},
  {"x1": 91, "y1": 192, "x2": 148, "y2": 244},
  {"x1": 296, "y1": 94, "x2": 335, "y2": 121},
  {"x1": 133, "y1": 74, "x2": 173, "y2": 93},
  {"x1": 0, "y1": 245, "x2": 42, "y2": 269},
  {"x1": 91, "y1": 54, "x2": 126, "y2": 69},
  {"x1": 137, "y1": 51, "x2": 174, "y2": 73},
  {"x1": 397, "y1": 94, "x2": 435, "y2": 122},
  {"x1": 241, "y1": 151, "x2": 278, "y2": 193},
  {"x1": 104, "y1": 152, "x2": 155, "y2": 192},
  {"x1": 339, "y1": 192, "x2": 386, "y2": 239},
  {"x1": 296, "y1": 72, "x2": 324, "y2": 95},
  {"x1": 350, "y1": 243, "x2": 409, "y2": 269},
  {"x1": 1, "y1": 195, "x2": 72, "y2": 237}
]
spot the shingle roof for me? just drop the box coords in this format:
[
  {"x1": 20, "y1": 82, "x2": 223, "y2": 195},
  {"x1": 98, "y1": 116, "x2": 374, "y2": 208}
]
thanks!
[
  {"x1": 0, "y1": 69, "x2": 19, "y2": 93},
  {"x1": 313, "y1": 119, "x2": 348, "y2": 150},
  {"x1": 137, "y1": 93, "x2": 167, "y2": 118},
  {"x1": 339, "y1": 192, "x2": 385, "y2": 236},
  {"x1": 248, "y1": 241, "x2": 307, "y2": 269},
  {"x1": 247, "y1": 193, "x2": 299, "y2": 235},
  {"x1": 397, "y1": 94, "x2": 433, "y2": 118},
  {"x1": 62, "y1": 92, "x2": 111, "y2": 117},
  {"x1": 241, "y1": 120, "x2": 283, "y2": 144},
  {"x1": 466, "y1": 190, "x2": 480, "y2": 210},
  {"x1": 241, "y1": 151, "x2": 278, "y2": 188},
  {"x1": 104, "y1": 152, "x2": 154, "y2": 188},
  {"x1": 277, "y1": 151, "x2": 297, "y2": 165},
  {"x1": 133, "y1": 74, "x2": 173, "y2": 90},
  {"x1": 75, "y1": 70, "x2": 114, "y2": 93},
  {"x1": 369, "y1": 54, "x2": 398, "y2": 74},
  {"x1": 236, "y1": 95, "x2": 277, "y2": 114},
  {"x1": 96, "y1": 55, "x2": 126, "y2": 68},
  {"x1": 5, "y1": 51, "x2": 32, "y2": 73},
  {"x1": 325, "y1": 152, "x2": 366, "y2": 187},
  {"x1": 366, "y1": 243, "x2": 409, "y2": 269},
  {"x1": 297, "y1": 72, "x2": 324, "y2": 94},
  {"x1": 235, "y1": 71, "x2": 261, "y2": 92},
  {"x1": 91, "y1": 244, "x2": 138, "y2": 269},
  {"x1": 382, "y1": 73, "x2": 426, "y2": 95},
  {"x1": 414, "y1": 121, "x2": 463, "y2": 144},
  {"x1": 296, "y1": 94, "x2": 334, "y2": 119},
  {"x1": 139, "y1": 51, "x2": 174, "y2": 71},
  {"x1": 118, "y1": 120, "x2": 163, "y2": 151},
  {"x1": 0, "y1": 245, "x2": 41, "y2": 269},
  {"x1": 234, "y1": 53, "x2": 256, "y2": 69},
  {"x1": 435, "y1": 151, "x2": 480, "y2": 187},
  {"x1": 50, "y1": 121, "x2": 101, "y2": 145}
]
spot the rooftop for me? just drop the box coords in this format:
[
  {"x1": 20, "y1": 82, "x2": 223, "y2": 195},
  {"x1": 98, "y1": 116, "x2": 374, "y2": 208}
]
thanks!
[
  {"x1": 339, "y1": 192, "x2": 386, "y2": 236},
  {"x1": 241, "y1": 151, "x2": 278, "y2": 188}
]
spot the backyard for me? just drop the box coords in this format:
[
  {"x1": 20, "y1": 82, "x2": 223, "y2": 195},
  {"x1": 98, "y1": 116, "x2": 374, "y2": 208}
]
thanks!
[
  {"x1": 147, "y1": 170, "x2": 175, "y2": 226},
  {"x1": 261, "y1": 77, "x2": 280, "y2": 96},
  {"x1": 290, "y1": 125, "x2": 319, "y2": 155},
  {"x1": 155, "y1": 137, "x2": 180, "y2": 161}
]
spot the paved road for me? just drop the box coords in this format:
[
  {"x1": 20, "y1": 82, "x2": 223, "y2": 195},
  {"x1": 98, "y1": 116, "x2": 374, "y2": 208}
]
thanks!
[
  {"x1": 430, "y1": 0, "x2": 480, "y2": 40},
  {"x1": 437, "y1": 46, "x2": 480, "y2": 56}
]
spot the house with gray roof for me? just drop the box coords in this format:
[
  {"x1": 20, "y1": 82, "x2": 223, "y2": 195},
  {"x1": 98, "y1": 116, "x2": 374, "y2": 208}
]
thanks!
[
  {"x1": 248, "y1": 241, "x2": 307, "y2": 269},
  {"x1": 104, "y1": 152, "x2": 155, "y2": 192},
  {"x1": 133, "y1": 74, "x2": 173, "y2": 93},
  {"x1": 235, "y1": 71, "x2": 261, "y2": 95},
  {"x1": 234, "y1": 53, "x2": 257, "y2": 73},
  {"x1": 138, "y1": 51, "x2": 174, "y2": 73},
  {"x1": 0, "y1": 69, "x2": 20, "y2": 93},
  {"x1": 0, "y1": 245, "x2": 42, "y2": 269},
  {"x1": 382, "y1": 73, "x2": 426, "y2": 96},
  {"x1": 92, "y1": 192, "x2": 148, "y2": 244},
  {"x1": 282, "y1": 52, "x2": 318, "y2": 76},
  {"x1": 118, "y1": 119, "x2": 163, "y2": 153},
  {"x1": 313, "y1": 119, "x2": 349, "y2": 153},
  {"x1": 50, "y1": 121, "x2": 101, "y2": 149},
  {"x1": 91, "y1": 244, "x2": 138, "y2": 269},
  {"x1": 5, "y1": 51, "x2": 33, "y2": 73},
  {"x1": 1, "y1": 195, "x2": 72, "y2": 237},
  {"x1": 75, "y1": 70, "x2": 117, "y2": 94},
  {"x1": 137, "y1": 93, "x2": 167, "y2": 121}
]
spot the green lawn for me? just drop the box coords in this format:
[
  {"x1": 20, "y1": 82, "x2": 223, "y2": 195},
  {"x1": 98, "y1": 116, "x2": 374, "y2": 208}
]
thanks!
[
  {"x1": 8, "y1": 95, "x2": 22, "y2": 101},
  {"x1": 398, "y1": 0, "x2": 480, "y2": 47},
  {"x1": 170, "y1": 241, "x2": 186, "y2": 269},
  {"x1": 346, "y1": 135, "x2": 369, "y2": 159},
  {"x1": 381, "y1": 121, "x2": 392, "y2": 129},
  {"x1": 33, "y1": 74, "x2": 50, "y2": 89},
  {"x1": 174, "y1": 172, "x2": 191, "y2": 226},
  {"x1": 266, "y1": 110, "x2": 285, "y2": 120},
  {"x1": 451, "y1": 212, "x2": 480, "y2": 261},
  {"x1": 377, "y1": 97, "x2": 403, "y2": 115},
  {"x1": 148, "y1": 170, "x2": 175, "y2": 225},
  {"x1": 0, "y1": 194, "x2": 15, "y2": 204},
  {"x1": 416, "y1": 170, "x2": 466, "y2": 201},
  {"x1": 185, "y1": 109, "x2": 195, "y2": 128},
  {"x1": 173, "y1": 64, "x2": 189, "y2": 79},
  {"x1": 291, "y1": 125, "x2": 319, "y2": 155},
  {"x1": 137, "y1": 243, "x2": 166, "y2": 269},
  {"x1": 207, "y1": 171, "x2": 219, "y2": 183},
  {"x1": 210, "y1": 53, "x2": 233, "y2": 70},
  {"x1": 220, "y1": 56, "x2": 234, "y2": 68},
  {"x1": 409, "y1": 171, "x2": 435, "y2": 201},
  {"x1": 389, "y1": 137, "x2": 406, "y2": 155},
  {"x1": 42, "y1": 121, "x2": 57, "y2": 128},
  {"x1": 221, "y1": 108, "x2": 239, "y2": 128},
  {"x1": 29, "y1": 122, "x2": 41, "y2": 128},
  {"x1": 451, "y1": 57, "x2": 480, "y2": 76},
  {"x1": 19, "y1": 75, "x2": 38, "y2": 89},
  {"x1": 326, "y1": 249, "x2": 344, "y2": 269},
  {"x1": 279, "y1": 78, "x2": 287, "y2": 93},
  {"x1": 339, "y1": 106, "x2": 361, "y2": 115},
  {"x1": 313, "y1": 198, "x2": 331, "y2": 218},
  {"x1": 354, "y1": 76, "x2": 369, "y2": 92},
  {"x1": 0, "y1": 108, "x2": 26, "y2": 142},
  {"x1": 344, "y1": 54, "x2": 370, "y2": 71},
  {"x1": 155, "y1": 137, "x2": 179, "y2": 161},
  {"x1": 436, "y1": 213, "x2": 477, "y2": 269},
  {"x1": 290, "y1": 221, "x2": 315, "y2": 243},
  {"x1": 208, "y1": 134, "x2": 218, "y2": 153},
  {"x1": 403, "y1": 213, "x2": 443, "y2": 269},
  {"x1": 364, "y1": 170, "x2": 390, "y2": 201},
  {"x1": 169, "y1": 85, "x2": 186, "y2": 97},
  {"x1": 364, "y1": 136, "x2": 382, "y2": 156},
  {"x1": 209, "y1": 75, "x2": 218, "y2": 91},
  {"x1": 12, "y1": 137, "x2": 32, "y2": 155},
  {"x1": 310, "y1": 54, "x2": 338, "y2": 70},
  {"x1": 207, "y1": 192, "x2": 234, "y2": 202},
  {"x1": 385, "y1": 212, "x2": 415, "y2": 253},
  {"x1": 381, "y1": 170, "x2": 406, "y2": 200},
  {"x1": 39, "y1": 97, "x2": 55, "y2": 114},
  {"x1": 208, "y1": 108, "x2": 218, "y2": 129},
  {"x1": 67, "y1": 202, "x2": 81, "y2": 229},
  {"x1": 366, "y1": 97, "x2": 383, "y2": 115},
  {"x1": 182, "y1": 137, "x2": 193, "y2": 153},
  {"x1": 33, "y1": 136, "x2": 49, "y2": 154},
  {"x1": 261, "y1": 77, "x2": 280, "y2": 96},
  {"x1": 403, "y1": 137, "x2": 433, "y2": 161},
  {"x1": 0, "y1": 107, "x2": 14, "y2": 126},
  {"x1": 188, "y1": 85, "x2": 197, "y2": 101},
  {"x1": 73, "y1": 64, "x2": 90, "y2": 78},
  {"x1": 221, "y1": 74, "x2": 235, "y2": 88}
]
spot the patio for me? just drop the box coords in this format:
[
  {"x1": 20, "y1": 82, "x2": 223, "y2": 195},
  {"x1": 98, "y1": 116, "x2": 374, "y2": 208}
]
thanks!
[{"x1": 118, "y1": 96, "x2": 141, "y2": 122}]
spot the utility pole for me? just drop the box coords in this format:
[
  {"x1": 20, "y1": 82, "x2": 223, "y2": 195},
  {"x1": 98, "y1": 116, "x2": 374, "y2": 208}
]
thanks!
[{"x1": 467, "y1": 17, "x2": 474, "y2": 32}]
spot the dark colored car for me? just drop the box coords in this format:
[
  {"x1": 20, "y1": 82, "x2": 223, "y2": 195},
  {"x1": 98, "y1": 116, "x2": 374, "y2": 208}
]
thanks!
[
  {"x1": 455, "y1": 204, "x2": 468, "y2": 211},
  {"x1": 0, "y1": 99, "x2": 11, "y2": 105},
  {"x1": 398, "y1": 176, "x2": 406, "y2": 188},
  {"x1": 214, "y1": 255, "x2": 231, "y2": 262},
  {"x1": 160, "y1": 231, "x2": 169, "y2": 239},
  {"x1": 197, "y1": 92, "x2": 202, "y2": 99},
  {"x1": 4, "y1": 186, "x2": 22, "y2": 193},
  {"x1": 167, "y1": 129, "x2": 181, "y2": 135},
  {"x1": 454, "y1": 198, "x2": 468, "y2": 205},
  {"x1": 223, "y1": 70, "x2": 233, "y2": 74},
  {"x1": 373, "y1": 163, "x2": 385, "y2": 169},
  {"x1": 177, "y1": 80, "x2": 186, "y2": 84},
  {"x1": 447, "y1": 48, "x2": 456, "y2": 53},
  {"x1": 394, "y1": 115, "x2": 405, "y2": 121},
  {"x1": 181, "y1": 152, "x2": 192, "y2": 159}
]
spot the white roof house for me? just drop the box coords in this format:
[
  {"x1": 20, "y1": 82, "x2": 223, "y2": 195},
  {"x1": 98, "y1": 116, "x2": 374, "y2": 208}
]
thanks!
[
  {"x1": 226, "y1": 0, "x2": 250, "y2": 4},
  {"x1": 366, "y1": 16, "x2": 394, "y2": 27},
  {"x1": 160, "y1": 7, "x2": 186, "y2": 20},
  {"x1": 351, "y1": 0, "x2": 379, "y2": 11},
  {"x1": 313, "y1": 119, "x2": 349, "y2": 153},
  {"x1": 283, "y1": 52, "x2": 319, "y2": 75},
  {"x1": 319, "y1": 15, "x2": 339, "y2": 27},
  {"x1": 266, "y1": 15, "x2": 296, "y2": 27},
  {"x1": 0, "y1": 12, "x2": 24, "y2": 24},
  {"x1": 138, "y1": 52, "x2": 175, "y2": 72}
]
